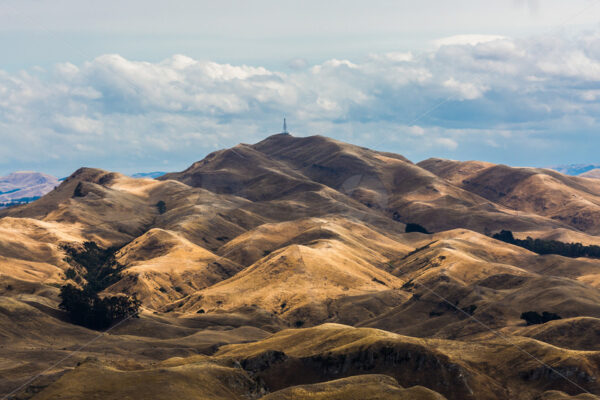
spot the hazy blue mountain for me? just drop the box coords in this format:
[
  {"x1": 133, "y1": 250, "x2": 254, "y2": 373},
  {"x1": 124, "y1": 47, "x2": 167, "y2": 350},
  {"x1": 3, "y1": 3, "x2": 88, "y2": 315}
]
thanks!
[
  {"x1": 131, "y1": 171, "x2": 168, "y2": 179},
  {"x1": 550, "y1": 164, "x2": 600, "y2": 176},
  {"x1": 0, "y1": 171, "x2": 59, "y2": 207}
]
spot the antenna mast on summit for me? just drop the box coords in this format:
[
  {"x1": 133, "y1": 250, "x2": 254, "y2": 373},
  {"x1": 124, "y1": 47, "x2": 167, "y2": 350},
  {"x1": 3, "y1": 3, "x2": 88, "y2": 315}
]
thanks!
[{"x1": 282, "y1": 117, "x2": 288, "y2": 134}]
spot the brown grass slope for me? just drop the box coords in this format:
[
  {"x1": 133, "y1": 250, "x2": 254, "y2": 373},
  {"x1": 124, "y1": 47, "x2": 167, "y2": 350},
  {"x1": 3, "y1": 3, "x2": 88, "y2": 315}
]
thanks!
[
  {"x1": 111, "y1": 228, "x2": 243, "y2": 308},
  {"x1": 359, "y1": 229, "x2": 600, "y2": 339},
  {"x1": 176, "y1": 239, "x2": 405, "y2": 324},
  {"x1": 216, "y1": 323, "x2": 600, "y2": 400},
  {"x1": 0, "y1": 168, "x2": 263, "y2": 303},
  {"x1": 3, "y1": 134, "x2": 600, "y2": 399},
  {"x1": 161, "y1": 138, "x2": 404, "y2": 237},
  {"x1": 419, "y1": 158, "x2": 600, "y2": 234},
  {"x1": 251, "y1": 134, "x2": 570, "y2": 234},
  {"x1": 0, "y1": 278, "x2": 270, "y2": 398},
  {"x1": 513, "y1": 317, "x2": 600, "y2": 351},
  {"x1": 260, "y1": 375, "x2": 447, "y2": 400},
  {"x1": 30, "y1": 357, "x2": 260, "y2": 400},
  {"x1": 159, "y1": 134, "x2": 571, "y2": 237},
  {"x1": 217, "y1": 215, "x2": 411, "y2": 267}
]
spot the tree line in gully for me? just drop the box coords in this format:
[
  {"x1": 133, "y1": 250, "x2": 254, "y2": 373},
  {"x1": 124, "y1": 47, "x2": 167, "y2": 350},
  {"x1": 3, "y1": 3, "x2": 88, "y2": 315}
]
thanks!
[
  {"x1": 58, "y1": 197, "x2": 170, "y2": 330},
  {"x1": 60, "y1": 241, "x2": 140, "y2": 330},
  {"x1": 493, "y1": 230, "x2": 600, "y2": 259}
]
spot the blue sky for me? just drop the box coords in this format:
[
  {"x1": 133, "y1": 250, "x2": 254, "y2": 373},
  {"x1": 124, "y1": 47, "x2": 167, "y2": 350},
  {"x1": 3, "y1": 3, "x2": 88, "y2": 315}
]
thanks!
[{"x1": 1, "y1": 0, "x2": 600, "y2": 176}]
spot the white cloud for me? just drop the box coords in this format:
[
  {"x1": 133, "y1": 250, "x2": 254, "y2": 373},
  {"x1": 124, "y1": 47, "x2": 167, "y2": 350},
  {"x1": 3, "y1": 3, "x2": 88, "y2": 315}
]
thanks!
[
  {"x1": 1, "y1": 28, "x2": 600, "y2": 174},
  {"x1": 537, "y1": 50, "x2": 600, "y2": 81},
  {"x1": 435, "y1": 137, "x2": 459, "y2": 150},
  {"x1": 53, "y1": 115, "x2": 103, "y2": 135},
  {"x1": 443, "y1": 78, "x2": 488, "y2": 100},
  {"x1": 406, "y1": 125, "x2": 425, "y2": 136}
]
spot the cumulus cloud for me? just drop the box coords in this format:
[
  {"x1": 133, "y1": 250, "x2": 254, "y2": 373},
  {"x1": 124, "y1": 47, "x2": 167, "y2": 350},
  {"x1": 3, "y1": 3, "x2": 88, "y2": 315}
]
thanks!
[
  {"x1": 1, "y1": 29, "x2": 600, "y2": 175},
  {"x1": 434, "y1": 137, "x2": 459, "y2": 150}
]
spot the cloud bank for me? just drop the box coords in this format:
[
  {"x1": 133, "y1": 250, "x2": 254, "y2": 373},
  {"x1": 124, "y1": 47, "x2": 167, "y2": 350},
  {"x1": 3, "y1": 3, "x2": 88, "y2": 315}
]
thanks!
[{"x1": 1, "y1": 30, "x2": 600, "y2": 175}]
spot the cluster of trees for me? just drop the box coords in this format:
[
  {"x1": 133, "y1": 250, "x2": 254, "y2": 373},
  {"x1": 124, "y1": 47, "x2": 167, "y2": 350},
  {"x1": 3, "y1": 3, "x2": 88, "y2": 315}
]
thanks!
[
  {"x1": 60, "y1": 241, "x2": 140, "y2": 330},
  {"x1": 62, "y1": 241, "x2": 124, "y2": 291},
  {"x1": 493, "y1": 230, "x2": 600, "y2": 258},
  {"x1": 520, "y1": 311, "x2": 562, "y2": 326},
  {"x1": 59, "y1": 285, "x2": 141, "y2": 330}
]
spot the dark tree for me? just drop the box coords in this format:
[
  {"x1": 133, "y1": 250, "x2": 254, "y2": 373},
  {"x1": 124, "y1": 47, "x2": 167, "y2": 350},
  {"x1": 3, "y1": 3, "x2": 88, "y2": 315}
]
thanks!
[
  {"x1": 73, "y1": 182, "x2": 85, "y2": 198},
  {"x1": 65, "y1": 268, "x2": 77, "y2": 280},
  {"x1": 541, "y1": 311, "x2": 562, "y2": 323},
  {"x1": 494, "y1": 230, "x2": 515, "y2": 243},
  {"x1": 59, "y1": 284, "x2": 140, "y2": 330},
  {"x1": 405, "y1": 223, "x2": 430, "y2": 234},
  {"x1": 520, "y1": 311, "x2": 543, "y2": 326},
  {"x1": 59, "y1": 241, "x2": 140, "y2": 330},
  {"x1": 520, "y1": 311, "x2": 562, "y2": 326},
  {"x1": 156, "y1": 200, "x2": 167, "y2": 214},
  {"x1": 61, "y1": 241, "x2": 123, "y2": 292}
]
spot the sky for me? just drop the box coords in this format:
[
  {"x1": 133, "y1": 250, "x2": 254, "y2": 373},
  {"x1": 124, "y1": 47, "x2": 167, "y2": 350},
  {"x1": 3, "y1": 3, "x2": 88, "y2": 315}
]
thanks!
[{"x1": 1, "y1": 0, "x2": 600, "y2": 176}]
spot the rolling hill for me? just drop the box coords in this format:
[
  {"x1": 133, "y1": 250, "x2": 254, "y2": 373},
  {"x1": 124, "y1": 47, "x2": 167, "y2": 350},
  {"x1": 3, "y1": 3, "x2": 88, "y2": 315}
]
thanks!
[
  {"x1": 419, "y1": 158, "x2": 600, "y2": 234},
  {"x1": 1, "y1": 134, "x2": 600, "y2": 400}
]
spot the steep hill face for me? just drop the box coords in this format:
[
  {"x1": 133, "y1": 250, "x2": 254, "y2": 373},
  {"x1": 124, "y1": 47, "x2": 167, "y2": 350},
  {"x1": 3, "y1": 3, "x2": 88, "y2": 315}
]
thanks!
[
  {"x1": 2, "y1": 134, "x2": 600, "y2": 400},
  {"x1": 162, "y1": 135, "x2": 570, "y2": 235},
  {"x1": 419, "y1": 158, "x2": 600, "y2": 234}
]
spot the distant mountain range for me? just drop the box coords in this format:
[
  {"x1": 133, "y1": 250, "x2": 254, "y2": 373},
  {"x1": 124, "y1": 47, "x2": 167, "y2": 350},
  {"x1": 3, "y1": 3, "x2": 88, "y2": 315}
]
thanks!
[
  {"x1": 0, "y1": 171, "x2": 168, "y2": 208},
  {"x1": 549, "y1": 163, "x2": 600, "y2": 176},
  {"x1": 0, "y1": 171, "x2": 59, "y2": 207},
  {"x1": 130, "y1": 171, "x2": 168, "y2": 179}
]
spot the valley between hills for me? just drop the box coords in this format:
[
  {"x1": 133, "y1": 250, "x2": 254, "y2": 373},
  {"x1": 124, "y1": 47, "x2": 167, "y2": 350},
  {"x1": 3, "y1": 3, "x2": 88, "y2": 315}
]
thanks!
[{"x1": 1, "y1": 133, "x2": 600, "y2": 399}]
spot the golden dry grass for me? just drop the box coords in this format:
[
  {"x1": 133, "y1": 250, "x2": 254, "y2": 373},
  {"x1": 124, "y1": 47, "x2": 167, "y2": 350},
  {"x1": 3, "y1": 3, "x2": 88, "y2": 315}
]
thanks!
[
  {"x1": 2, "y1": 134, "x2": 600, "y2": 399},
  {"x1": 259, "y1": 375, "x2": 447, "y2": 400}
]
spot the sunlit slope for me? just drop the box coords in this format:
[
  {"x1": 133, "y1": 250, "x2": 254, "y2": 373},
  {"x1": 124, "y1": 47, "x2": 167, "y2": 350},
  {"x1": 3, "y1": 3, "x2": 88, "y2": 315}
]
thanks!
[
  {"x1": 0, "y1": 168, "x2": 254, "y2": 290},
  {"x1": 260, "y1": 375, "x2": 447, "y2": 400},
  {"x1": 360, "y1": 229, "x2": 600, "y2": 338},
  {"x1": 217, "y1": 216, "x2": 411, "y2": 267},
  {"x1": 177, "y1": 240, "x2": 405, "y2": 323},
  {"x1": 419, "y1": 158, "x2": 600, "y2": 234},
  {"x1": 30, "y1": 357, "x2": 259, "y2": 400},
  {"x1": 111, "y1": 228, "x2": 243, "y2": 308}
]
